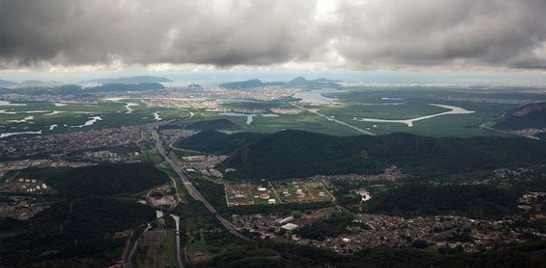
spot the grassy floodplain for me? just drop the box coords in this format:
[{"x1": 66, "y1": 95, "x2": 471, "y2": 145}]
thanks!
[
  {"x1": 0, "y1": 100, "x2": 189, "y2": 136},
  {"x1": 172, "y1": 86, "x2": 545, "y2": 137},
  {"x1": 2, "y1": 86, "x2": 546, "y2": 138}
]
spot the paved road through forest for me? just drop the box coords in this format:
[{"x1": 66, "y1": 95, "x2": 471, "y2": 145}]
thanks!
[{"x1": 152, "y1": 129, "x2": 248, "y2": 241}]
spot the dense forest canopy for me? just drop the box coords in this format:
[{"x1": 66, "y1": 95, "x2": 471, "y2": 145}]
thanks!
[{"x1": 177, "y1": 130, "x2": 546, "y2": 180}]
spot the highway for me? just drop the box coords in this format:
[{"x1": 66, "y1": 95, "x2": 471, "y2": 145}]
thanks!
[
  {"x1": 171, "y1": 214, "x2": 184, "y2": 268},
  {"x1": 152, "y1": 129, "x2": 248, "y2": 241},
  {"x1": 289, "y1": 102, "x2": 376, "y2": 136},
  {"x1": 123, "y1": 223, "x2": 152, "y2": 268}
]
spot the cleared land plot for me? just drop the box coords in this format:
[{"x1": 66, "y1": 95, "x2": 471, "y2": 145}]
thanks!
[
  {"x1": 224, "y1": 183, "x2": 255, "y2": 206},
  {"x1": 134, "y1": 229, "x2": 177, "y2": 268},
  {"x1": 225, "y1": 181, "x2": 333, "y2": 207},
  {"x1": 274, "y1": 181, "x2": 333, "y2": 203}
]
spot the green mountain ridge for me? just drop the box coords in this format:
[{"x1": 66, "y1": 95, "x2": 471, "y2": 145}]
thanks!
[
  {"x1": 10, "y1": 163, "x2": 170, "y2": 196},
  {"x1": 89, "y1": 75, "x2": 172, "y2": 84},
  {"x1": 0, "y1": 162, "x2": 167, "y2": 266},
  {"x1": 186, "y1": 119, "x2": 240, "y2": 131},
  {"x1": 495, "y1": 102, "x2": 546, "y2": 131},
  {"x1": 177, "y1": 130, "x2": 546, "y2": 180},
  {"x1": 219, "y1": 79, "x2": 265, "y2": 89},
  {"x1": 1, "y1": 197, "x2": 155, "y2": 267},
  {"x1": 0, "y1": 82, "x2": 165, "y2": 96},
  {"x1": 287, "y1": 76, "x2": 341, "y2": 88},
  {"x1": 0, "y1": 79, "x2": 19, "y2": 87},
  {"x1": 175, "y1": 130, "x2": 266, "y2": 154},
  {"x1": 218, "y1": 77, "x2": 341, "y2": 89}
]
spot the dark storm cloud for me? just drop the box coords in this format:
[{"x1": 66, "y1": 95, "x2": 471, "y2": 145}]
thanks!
[
  {"x1": 0, "y1": 0, "x2": 320, "y2": 67},
  {"x1": 1, "y1": 0, "x2": 545, "y2": 70},
  {"x1": 333, "y1": 0, "x2": 546, "y2": 68}
]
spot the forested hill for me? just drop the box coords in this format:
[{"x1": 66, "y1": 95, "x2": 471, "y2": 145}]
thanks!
[
  {"x1": 177, "y1": 130, "x2": 546, "y2": 180},
  {"x1": 185, "y1": 119, "x2": 240, "y2": 131},
  {"x1": 217, "y1": 77, "x2": 341, "y2": 89},
  {"x1": 219, "y1": 79, "x2": 265, "y2": 89},
  {"x1": 175, "y1": 130, "x2": 266, "y2": 154},
  {"x1": 89, "y1": 75, "x2": 171, "y2": 84},
  {"x1": 495, "y1": 102, "x2": 546, "y2": 131},
  {"x1": 0, "y1": 82, "x2": 164, "y2": 96},
  {"x1": 1, "y1": 197, "x2": 155, "y2": 267},
  {"x1": 10, "y1": 163, "x2": 169, "y2": 196}
]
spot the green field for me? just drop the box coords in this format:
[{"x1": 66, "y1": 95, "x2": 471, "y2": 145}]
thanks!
[
  {"x1": 320, "y1": 103, "x2": 448, "y2": 120},
  {"x1": 134, "y1": 229, "x2": 177, "y2": 268},
  {"x1": 3, "y1": 86, "x2": 544, "y2": 137},
  {"x1": 175, "y1": 87, "x2": 535, "y2": 137},
  {"x1": 0, "y1": 100, "x2": 189, "y2": 135}
]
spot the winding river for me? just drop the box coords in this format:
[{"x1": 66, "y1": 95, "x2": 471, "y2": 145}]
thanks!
[{"x1": 351, "y1": 104, "x2": 474, "y2": 127}]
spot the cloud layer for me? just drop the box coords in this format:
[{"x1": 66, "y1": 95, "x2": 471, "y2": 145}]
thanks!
[{"x1": 1, "y1": 0, "x2": 545, "y2": 71}]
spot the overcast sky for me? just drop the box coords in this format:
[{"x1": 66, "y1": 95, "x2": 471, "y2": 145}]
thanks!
[{"x1": 1, "y1": 0, "x2": 546, "y2": 74}]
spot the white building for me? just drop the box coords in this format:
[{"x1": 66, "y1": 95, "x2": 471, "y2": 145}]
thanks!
[{"x1": 281, "y1": 223, "x2": 299, "y2": 231}]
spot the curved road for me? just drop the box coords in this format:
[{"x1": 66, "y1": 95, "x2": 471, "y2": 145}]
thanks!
[{"x1": 152, "y1": 129, "x2": 248, "y2": 241}]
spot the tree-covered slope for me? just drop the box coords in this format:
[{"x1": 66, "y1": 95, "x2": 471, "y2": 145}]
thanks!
[
  {"x1": 176, "y1": 130, "x2": 546, "y2": 180},
  {"x1": 1, "y1": 197, "x2": 155, "y2": 267},
  {"x1": 0, "y1": 82, "x2": 164, "y2": 96},
  {"x1": 89, "y1": 75, "x2": 171, "y2": 84},
  {"x1": 175, "y1": 130, "x2": 267, "y2": 155},
  {"x1": 365, "y1": 184, "x2": 519, "y2": 219},
  {"x1": 11, "y1": 163, "x2": 169, "y2": 196},
  {"x1": 495, "y1": 102, "x2": 546, "y2": 131},
  {"x1": 185, "y1": 119, "x2": 240, "y2": 131},
  {"x1": 220, "y1": 130, "x2": 382, "y2": 179},
  {"x1": 219, "y1": 79, "x2": 264, "y2": 89}
]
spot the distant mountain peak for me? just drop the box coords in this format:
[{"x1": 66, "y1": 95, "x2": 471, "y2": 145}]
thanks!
[
  {"x1": 513, "y1": 102, "x2": 546, "y2": 117},
  {"x1": 287, "y1": 76, "x2": 340, "y2": 88},
  {"x1": 217, "y1": 76, "x2": 341, "y2": 89},
  {"x1": 89, "y1": 76, "x2": 171, "y2": 84},
  {"x1": 0, "y1": 79, "x2": 18, "y2": 87},
  {"x1": 218, "y1": 79, "x2": 264, "y2": 89},
  {"x1": 290, "y1": 76, "x2": 308, "y2": 83}
]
